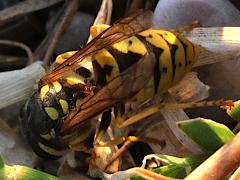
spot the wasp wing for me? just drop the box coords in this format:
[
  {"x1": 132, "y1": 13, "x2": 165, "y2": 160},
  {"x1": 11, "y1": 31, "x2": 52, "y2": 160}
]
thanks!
[
  {"x1": 61, "y1": 51, "x2": 155, "y2": 133},
  {"x1": 42, "y1": 10, "x2": 153, "y2": 83}
]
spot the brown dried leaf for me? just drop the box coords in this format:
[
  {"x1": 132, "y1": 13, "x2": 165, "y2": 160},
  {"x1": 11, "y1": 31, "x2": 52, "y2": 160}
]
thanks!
[{"x1": 169, "y1": 72, "x2": 210, "y2": 103}]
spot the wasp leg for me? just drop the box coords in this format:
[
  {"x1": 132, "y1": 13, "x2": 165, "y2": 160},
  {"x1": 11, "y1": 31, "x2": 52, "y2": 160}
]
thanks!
[
  {"x1": 100, "y1": 136, "x2": 164, "y2": 170},
  {"x1": 116, "y1": 99, "x2": 233, "y2": 128},
  {"x1": 90, "y1": 24, "x2": 110, "y2": 38},
  {"x1": 170, "y1": 21, "x2": 201, "y2": 34},
  {"x1": 94, "y1": 109, "x2": 112, "y2": 145}
]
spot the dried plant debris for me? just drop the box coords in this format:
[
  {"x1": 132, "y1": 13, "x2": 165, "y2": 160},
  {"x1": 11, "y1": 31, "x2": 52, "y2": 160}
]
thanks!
[
  {"x1": 169, "y1": 72, "x2": 210, "y2": 103},
  {"x1": 0, "y1": 61, "x2": 45, "y2": 110}
]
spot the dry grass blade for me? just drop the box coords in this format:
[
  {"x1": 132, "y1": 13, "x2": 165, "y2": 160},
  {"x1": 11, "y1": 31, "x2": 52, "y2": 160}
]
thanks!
[
  {"x1": 185, "y1": 131, "x2": 240, "y2": 179},
  {"x1": 0, "y1": 61, "x2": 45, "y2": 110},
  {"x1": 0, "y1": 40, "x2": 33, "y2": 64},
  {"x1": 160, "y1": 95, "x2": 203, "y2": 154},
  {"x1": 93, "y1": 0, "x2": 113, "y2": 25},
  {"x1": 0, "y1": 0, "x2": 63, "y2": 23},
  {"x1": 43, "y1": 0, "x2": 80, "y2": 66},
  {"x1": 186, "y1": 27, "x2": 240, "y2": 67}
]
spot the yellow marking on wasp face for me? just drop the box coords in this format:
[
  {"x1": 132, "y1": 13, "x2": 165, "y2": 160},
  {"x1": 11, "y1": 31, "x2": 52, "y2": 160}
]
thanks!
[
  {"x1": 40, "y1": 129, "x2": 56, "y2": 140},
  {"x1": 59, "y1": 99, "x2": 69, "y2": 114},
  {"x1": 44, "y1": 107, "x2": 59, "y2": 120},
  {"x1": 53, "y1": 81, "x2": 62, "y2": 93},
  {"x1": 40, "y1": 84, "x2": 50, "y2": 101},
  {"x1": 40, "y1": 133, "x2": 52, "y2": 140},
  {"x1": 95, "y1": 49, "x2": 120, "y2": 81},
  {"x1": 38, "y1": 142, "x2": 66, "y2": 156},
  {"x1": 66, "y1": 76, "x2": 85, "y2": 85},
  {"x1": 112, "y1": 36, "x2": 147, "y2": 55},
  {"x1": 56, "y1": 51, "x2": 77, "y2": 64}
]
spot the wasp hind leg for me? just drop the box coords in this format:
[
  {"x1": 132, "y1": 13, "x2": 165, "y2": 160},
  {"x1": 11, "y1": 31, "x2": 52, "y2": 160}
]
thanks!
[{"x1": 115, "y1": 99, "x2": 233, "y2": 128}]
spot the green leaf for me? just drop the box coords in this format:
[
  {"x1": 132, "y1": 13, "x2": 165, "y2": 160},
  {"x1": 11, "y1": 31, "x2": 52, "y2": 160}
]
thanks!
[
  {"x1": 129, "y1": 154, "x2": 209, "y2": 179},
  {"x1": 178, "y1": 118, "x2": 235, "y2": 152},
  {"x1": 0, "y1": 155, "x2": 5, "y2": 180},
  {"x1": 226, "y1": 100, "x2": 240, "y2": 122},
  {"x1": 152, "y1": 154, "x2": 208, "y2": 178},
  {"x1": 0, "y1": 154, "x2": 58, "y2": 180}
]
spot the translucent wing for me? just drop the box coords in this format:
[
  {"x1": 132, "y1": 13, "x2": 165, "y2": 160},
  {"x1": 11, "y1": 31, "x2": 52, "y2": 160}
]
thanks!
[
  {"x1": 41, "y1": 10, "x2": 153, "y2": 83},
  {"x1": 61, "y1": 51, "x2": 155, "y2": 133}
]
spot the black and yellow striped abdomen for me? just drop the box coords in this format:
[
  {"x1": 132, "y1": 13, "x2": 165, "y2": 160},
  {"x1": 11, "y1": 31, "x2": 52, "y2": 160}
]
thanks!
[{"x1": 93, "y1": 28, "x2": 198, "y2": 103}]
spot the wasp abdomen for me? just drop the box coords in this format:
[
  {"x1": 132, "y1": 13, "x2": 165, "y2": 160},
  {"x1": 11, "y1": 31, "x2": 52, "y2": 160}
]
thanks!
[{"x1": 93, "y1": 28, "x2": 198, "y2": 103}]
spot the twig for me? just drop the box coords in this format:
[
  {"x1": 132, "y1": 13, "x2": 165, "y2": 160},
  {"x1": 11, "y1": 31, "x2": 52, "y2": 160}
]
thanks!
[
  {"x1": 0, "y1": 56, "x2": 27, "y2": 70},
  {"x1": 0, "y1": 40, "x2": 33, "y2": 64},
  {"x1": 43, "y1": 0, "x2": 80, "y2": 67},
  {"x1": 229, "y1": 166, "x2": 240, "y2": 180},
  {"x1": 33, "y1": 5, "x2": 64, "y2": 61},
  {"x1": 0, "y1": 0, "x2": 63, "y2": 23},
  {"x1": 185, "y1": 131, "x2": 240, "y2": 179}
]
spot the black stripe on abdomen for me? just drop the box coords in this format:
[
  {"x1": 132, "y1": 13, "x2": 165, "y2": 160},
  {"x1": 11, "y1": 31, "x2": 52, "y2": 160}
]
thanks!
[
  {"x1": 135, "y1": 34, "x2": 164, "y2": 94},
  {"x1": 106, "y1": 46, "x2": 142, "y2": 73},
  {"x1": 177, "y1": 38, "x2": 188, "y2": 67},
  {"x1": 152, "y1": 47, "x2": 163, "y2": 93},
  {"x1": 168, "y1": 43, "x2": 178, "y2": 81}
]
